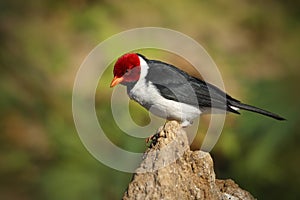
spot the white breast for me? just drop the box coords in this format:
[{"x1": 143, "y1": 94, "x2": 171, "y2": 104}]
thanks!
[{"x1": 126, "y1": 56, "x2": 201, "y2": 126}]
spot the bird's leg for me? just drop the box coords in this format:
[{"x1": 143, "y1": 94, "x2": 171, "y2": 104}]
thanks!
[{"x1": 180, "y1": 120, "x2": 192, "y2": 128}]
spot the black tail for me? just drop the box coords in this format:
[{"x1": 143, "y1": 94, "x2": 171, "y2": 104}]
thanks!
[{"x1": 229, "y1": 101, "x2": 286, "y2": 121}]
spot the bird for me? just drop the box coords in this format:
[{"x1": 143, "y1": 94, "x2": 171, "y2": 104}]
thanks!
[{"x1": 110, "y1": 53, "x2": 285, "y2": 127}]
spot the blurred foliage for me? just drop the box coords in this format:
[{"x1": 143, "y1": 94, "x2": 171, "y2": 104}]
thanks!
[{"x1": 0, "y1": 0, "x2": 299, "y2": 199}]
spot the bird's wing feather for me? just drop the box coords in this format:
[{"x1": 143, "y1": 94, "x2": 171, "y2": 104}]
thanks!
[{"x1": 145, "y1": 60, "x2": 239, "y2": 113}]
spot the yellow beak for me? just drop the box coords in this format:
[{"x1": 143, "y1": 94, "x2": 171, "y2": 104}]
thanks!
[{"x1": 110, "y1": 76, "x2": 124, "y2": 87}]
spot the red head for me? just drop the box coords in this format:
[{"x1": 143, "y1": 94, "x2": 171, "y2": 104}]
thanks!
[{"x1": 110, "y1": 53, "x2": 141, "y2": 87}]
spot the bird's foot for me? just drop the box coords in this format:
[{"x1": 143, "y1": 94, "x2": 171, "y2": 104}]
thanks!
[{"x1": 180, "y1": 120, "x2": 192, "y2": 127}]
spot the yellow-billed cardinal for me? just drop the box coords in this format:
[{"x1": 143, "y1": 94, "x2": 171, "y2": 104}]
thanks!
[{"x1": 110, "y1": 53, "x2": 285, "y2": 126}]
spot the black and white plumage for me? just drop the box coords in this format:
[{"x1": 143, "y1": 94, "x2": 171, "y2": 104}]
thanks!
[{"x1": 110, "y1": 53, "x2": 285, "y2": 126}]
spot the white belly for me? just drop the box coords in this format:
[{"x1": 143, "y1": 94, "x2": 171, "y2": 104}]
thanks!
[{"x1": 127, "y1": 80, "x2": 201, "y2": 126}]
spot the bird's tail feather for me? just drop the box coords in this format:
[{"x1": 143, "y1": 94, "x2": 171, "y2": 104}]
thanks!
[{"x1": 229, "y1": 101, "x2": 285, "y2": 121}]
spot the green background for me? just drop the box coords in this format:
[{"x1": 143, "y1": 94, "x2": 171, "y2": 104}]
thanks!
[{"x1": 1, "y1": 0, "x2": 299, "y2": 199}]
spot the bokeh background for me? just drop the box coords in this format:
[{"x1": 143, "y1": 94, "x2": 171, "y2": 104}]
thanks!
[{"x1": 1, "y1": 0, "x2": 299, "y2": 199}]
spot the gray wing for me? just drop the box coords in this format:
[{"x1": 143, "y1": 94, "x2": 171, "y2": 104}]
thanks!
[{"x1": 145, "y1": 60, "x2": 240, "y2": 113}]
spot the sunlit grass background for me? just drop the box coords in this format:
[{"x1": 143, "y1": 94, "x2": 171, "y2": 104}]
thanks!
[{"x1": 1, "y1": 0, "x2": 299, "y2": 199}]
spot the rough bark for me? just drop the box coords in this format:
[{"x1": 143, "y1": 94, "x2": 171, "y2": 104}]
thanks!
[{"x1": 122, "y1": 121, "x2": 256, "y2": 200}]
